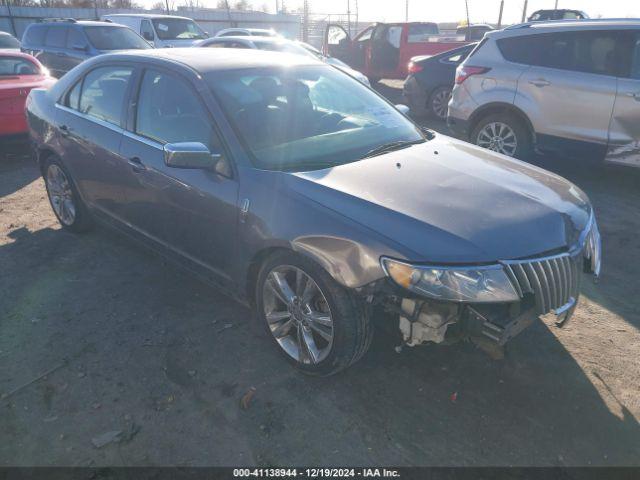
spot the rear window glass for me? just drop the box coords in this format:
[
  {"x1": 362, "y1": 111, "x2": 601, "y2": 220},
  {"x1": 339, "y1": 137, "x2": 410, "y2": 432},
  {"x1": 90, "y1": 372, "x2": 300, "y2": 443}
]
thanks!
[
  {"x1": 45, "y1": 26, "x2": 68, "y2": 48},
  {"x1": 66, "y1": 28, "x2": 87, "y2": 49},
  {"x1": 0, "y1": 56, "x2": 40, "y2": 76},
  {"x1": 0, "y1": 34, "x2": 20, "y2": 48},
  {"x1": 84, "y1": 26, "x2": 150, "y2": 50},
  {"x1": 408, "y1": 24, "x2": 439, "y2": 43},
  {"x1": 23, "y1": 25, "x2": 47, "y2": 45}
]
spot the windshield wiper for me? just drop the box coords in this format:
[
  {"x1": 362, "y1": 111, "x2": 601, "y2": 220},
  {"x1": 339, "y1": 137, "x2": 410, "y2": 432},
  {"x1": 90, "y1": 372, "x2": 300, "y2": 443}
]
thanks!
[{"x1": 361, "y1": 139, "x2": 426, "y2": 159}]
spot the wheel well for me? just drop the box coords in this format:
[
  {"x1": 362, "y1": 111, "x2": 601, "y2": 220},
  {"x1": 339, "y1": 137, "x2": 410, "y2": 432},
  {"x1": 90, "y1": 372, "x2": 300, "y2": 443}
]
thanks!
[
  {"x1": 469, "y1": 104, "x2": 536, "y2": 144},
  {"x1": 244, "y1": 246, "x2": 291, "y2": 306},
  {"x1": 36, "y1": 148, "x2": 56, "y2": 175}
]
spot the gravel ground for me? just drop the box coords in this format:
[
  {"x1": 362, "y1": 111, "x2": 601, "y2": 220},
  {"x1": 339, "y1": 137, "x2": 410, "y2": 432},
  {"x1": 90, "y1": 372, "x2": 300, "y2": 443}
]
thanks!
[{"x1": 1, "y1": 82, "x2": 639, "y2": 467}]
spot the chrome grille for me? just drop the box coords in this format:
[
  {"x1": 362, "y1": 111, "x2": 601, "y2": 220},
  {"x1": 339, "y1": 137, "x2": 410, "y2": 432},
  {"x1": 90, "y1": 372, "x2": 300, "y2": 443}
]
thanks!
[{"x1": 502, "y1": 252, "x2": 581, "y2": 315}]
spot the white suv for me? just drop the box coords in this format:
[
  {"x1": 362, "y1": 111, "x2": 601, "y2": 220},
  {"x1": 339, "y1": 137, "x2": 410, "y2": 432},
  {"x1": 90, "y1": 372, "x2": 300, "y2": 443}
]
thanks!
[{"x1": 447, "y1": 20, "x2": 640, "y2": 168}]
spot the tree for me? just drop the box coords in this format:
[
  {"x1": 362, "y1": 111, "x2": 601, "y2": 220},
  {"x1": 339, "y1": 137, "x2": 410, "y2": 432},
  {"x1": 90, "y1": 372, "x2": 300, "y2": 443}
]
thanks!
[{"x1": 233, "y1": 0, "x2": 250, "y2": 10}]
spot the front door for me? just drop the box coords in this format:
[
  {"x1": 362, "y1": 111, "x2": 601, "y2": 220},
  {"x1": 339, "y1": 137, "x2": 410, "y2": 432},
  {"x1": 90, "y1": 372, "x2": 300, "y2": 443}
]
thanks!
[
  {"x1": 118, "y1": 68, "x2": 239, "y2": 279},
  {"x1": 370, "y1": 24, "x2": 402, "y2": 78},
  {"x1": 514, "y1": 30, "x2": 618, "y2": 154},
  {"x1": 324, "y1": 24, "x2": 352, "y2": 63},
  {"x1": 55, "y1": 65, "x2": 136, "y2": 219},
  {"x1": 607, "y1": 31, "x2": 640, "y2": 167}
]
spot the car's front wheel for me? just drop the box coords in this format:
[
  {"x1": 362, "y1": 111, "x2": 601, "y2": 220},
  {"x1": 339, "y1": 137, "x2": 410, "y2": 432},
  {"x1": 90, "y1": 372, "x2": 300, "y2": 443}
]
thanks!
[
  {"x1": 256, "y1": 251, "x2": 372, "y2": 376},
  {"x1": 43, "y1": 157, "x2": 92, "y2": 233},
  {"x1": 471, "y1": 113, "x2": 532, "y2": 159},
  {"x1": 428, "y1": 86, "x2": 452, "y2": 120}
]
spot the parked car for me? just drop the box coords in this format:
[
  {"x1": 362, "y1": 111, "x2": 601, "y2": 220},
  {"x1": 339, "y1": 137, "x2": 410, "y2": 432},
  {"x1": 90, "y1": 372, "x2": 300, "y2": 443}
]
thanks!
[
  {"x1": 197, "y1": 36, "x2": 370, "y2": 85},
  {"x1": 323, "y1": 22, "x2": 470, "y2": 81},
  {"x1": 215, "y1": 28, "x2": 280, "y2": 38},
  {"x1": 21, "y1": 19, "x2": 151, "y2": 78},
  {"x1": 403, "y1": 43, "x2": 476, "y2": 119},
  {"x1": 0, "y1": 50, "x2": 55, "y2": 144},
  {"x1": 528, "y1": 9, "x2": 589, "y2": 22},
  {"x1": 448, "y1": 19, "x2": 640, "y2": 168},
  {"x1": 456, "y1": 24, "x2": 494, "y2": 41},
  {"x1": 0, "y1": 31, "x2": 21, "y2": 50},
  {"x1": 27, "y1": 48, "x2": 601, "y2": 375},
  {"x1": 102, "y1": 14, "x2": 208, "y2": 47}
]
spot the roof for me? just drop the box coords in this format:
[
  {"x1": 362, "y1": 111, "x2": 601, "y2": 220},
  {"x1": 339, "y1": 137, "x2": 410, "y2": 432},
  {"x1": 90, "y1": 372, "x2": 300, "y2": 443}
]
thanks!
[
  {"x1": 32, "y1": 20, "x2": 127, "y2": 27},
  {"x1": 496, "y1": 19, "x2": 640, "y2": 36},
  {"x1": 0, "y1": 49, "x2": 42, "y2": 64},
  {"x1": 103, "y1": 13, "x2": 192, "y2": 20},
  {"x1": 105, "y1": 48, "x2": 321, "y2": 73}
]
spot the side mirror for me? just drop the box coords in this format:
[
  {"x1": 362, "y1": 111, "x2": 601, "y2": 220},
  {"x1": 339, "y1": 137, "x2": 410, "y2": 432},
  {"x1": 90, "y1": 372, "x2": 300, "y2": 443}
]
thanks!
[
  {"x1": 395, "y1": 104, "x2": 410, "y2": 115},
  {"x1": 164, "y1": 142, "x2": 221, "y2": 170},
  {"x1": 142, "y1": 31, "x2": 154, "y2": 41}
]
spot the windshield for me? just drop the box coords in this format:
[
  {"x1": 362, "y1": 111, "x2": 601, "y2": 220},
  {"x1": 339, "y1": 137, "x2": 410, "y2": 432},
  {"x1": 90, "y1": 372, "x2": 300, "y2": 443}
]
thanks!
[
  {"x1": 152, "y1": 18, "x2": 207, "y2": 40},
  {"x1": 0, "y1": 35, "x2": 20, "y2": 49},
  {"x1": 207, "y1": 65, "x2": 424, "y2": 171},
  {"x1": 253, "y1": 41, "x2": 317, "y2": 59},
  {"x1": 85, "y1": 26, "x2": 150, "y2": 50},
  {"x1": 0, "y1": 56, "x2": 40, "y2": 76}
]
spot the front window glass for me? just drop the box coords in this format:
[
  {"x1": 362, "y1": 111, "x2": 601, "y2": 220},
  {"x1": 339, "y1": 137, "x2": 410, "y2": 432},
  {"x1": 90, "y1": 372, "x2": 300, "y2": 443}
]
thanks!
[
  {"x1": 135, "y1": 70, "x2": 220, "y2": 151},
  {"x1": 207, "y1": 65, "x2": 424, "y2": 171},
  {"x1": 408, "y1": 24, "x2": 439, "y2": 43},
  {"x1": 327, "y1": 26, "x2": 348, "y2": 45},
  {"x1": 0, "y1": 56, "x2": 40, "y2": 76},
  {"x1": 0, "y1": 35, "x2": 20, "y2": 49},
  {"x1": 79, "y1": 66, "x2": 133, "y2": 125},
  {"x1": 84, "y1": 26, "x2": 150, "y2": 50},
  {"x1": 152, "y1": 18, "x2": 207, "y2": 40}
]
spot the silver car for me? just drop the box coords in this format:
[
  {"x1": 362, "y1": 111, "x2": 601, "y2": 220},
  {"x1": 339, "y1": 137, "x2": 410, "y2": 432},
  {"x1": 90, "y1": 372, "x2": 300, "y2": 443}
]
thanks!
[{"x1": 447, "y1": 19, "x2": 640, "y2": 168}]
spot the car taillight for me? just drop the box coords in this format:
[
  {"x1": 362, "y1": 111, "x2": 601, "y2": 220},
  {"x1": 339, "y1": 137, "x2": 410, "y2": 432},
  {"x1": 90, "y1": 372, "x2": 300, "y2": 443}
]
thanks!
[
  {"x1": 455, "y1": 65, "x2": 490, "y2": 85},
  {"x1": 407, "y1": 61, "x2": 423, "y2": 74}
]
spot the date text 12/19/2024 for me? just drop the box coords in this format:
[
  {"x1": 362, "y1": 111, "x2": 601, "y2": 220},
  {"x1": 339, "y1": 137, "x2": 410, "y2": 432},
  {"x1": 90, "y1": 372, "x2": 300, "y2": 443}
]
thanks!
[{"x1": 233, "y1": 469, "x2": 401, "y2": 478}]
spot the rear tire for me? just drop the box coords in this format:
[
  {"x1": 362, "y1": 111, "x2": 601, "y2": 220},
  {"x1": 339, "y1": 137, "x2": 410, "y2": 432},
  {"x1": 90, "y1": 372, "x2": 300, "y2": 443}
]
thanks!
[
  {"x1": 428, "y1": 86, "x2": 452, "y2": 120},
  {"x1": 255, "y1": 250, "x2": 373, "y2": 376},
  {"x1": 43, "y1": 156, "x2": 93, "y2": 233},
  {"x1": 471, "y1": 113, "x2": 533, "y2": 159}
]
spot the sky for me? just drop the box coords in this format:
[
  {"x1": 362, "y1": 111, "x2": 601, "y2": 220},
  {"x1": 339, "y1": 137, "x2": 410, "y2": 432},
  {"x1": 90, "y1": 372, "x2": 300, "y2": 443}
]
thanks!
[{"x1": 156, "y1": 0, "x2": 640, "y2": 24}]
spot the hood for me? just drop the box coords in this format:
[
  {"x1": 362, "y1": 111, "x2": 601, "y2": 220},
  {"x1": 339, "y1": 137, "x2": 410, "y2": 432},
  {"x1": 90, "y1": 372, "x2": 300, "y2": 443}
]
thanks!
[
  {"x1": 155, "y1": 38, "x2": 203, "y2": 47},
  {"x1": 289, "y1": 135, "x2": 591, "y2": 264}
]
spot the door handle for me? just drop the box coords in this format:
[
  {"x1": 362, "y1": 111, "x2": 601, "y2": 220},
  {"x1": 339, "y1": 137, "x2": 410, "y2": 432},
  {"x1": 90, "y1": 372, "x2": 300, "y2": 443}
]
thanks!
[
  {"x1": 529, "y1": 79, "x2": 550, "y2": 87},
  {"x1": 626, "y1": 91, "x2": 640, "y2": 101},
  {"x1": 128, "y1": 157, "x2": 146, "y2": 173},
  {"x1": 59, "y1": 124, "x2": 70, "y2": 137}
]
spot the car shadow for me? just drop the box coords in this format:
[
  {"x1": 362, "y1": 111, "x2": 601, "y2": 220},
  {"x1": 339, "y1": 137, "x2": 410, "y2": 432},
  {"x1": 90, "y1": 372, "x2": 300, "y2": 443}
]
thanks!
[
  {"x1": 0, "y1": 220, "x2": 638, "y2": 466},
  {"x1": 0, "y1": 144, "x2": 40, "y2": 198}
]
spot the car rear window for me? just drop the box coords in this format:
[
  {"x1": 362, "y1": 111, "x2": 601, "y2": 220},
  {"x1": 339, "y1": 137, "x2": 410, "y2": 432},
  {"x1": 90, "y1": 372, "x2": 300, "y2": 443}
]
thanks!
[
  {"x1": 23, "y1": 25, "x2": 48, "y2": 46},
  {"x1": 0, "y1": 34, "x2": 20, "y2": 48},
  {"x1": 0, "y1": 56, "x2": 40, "y2": 76},
  {"x1": 45, "y1": 26, "x2": 68, "y2": 48}
]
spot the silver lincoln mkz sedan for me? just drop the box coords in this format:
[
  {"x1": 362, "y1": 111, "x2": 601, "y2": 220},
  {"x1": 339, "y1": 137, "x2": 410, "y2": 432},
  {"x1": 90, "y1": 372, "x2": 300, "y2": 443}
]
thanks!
[{"x1": 27, "y1": 49, "x2": 601, "y2": 375}]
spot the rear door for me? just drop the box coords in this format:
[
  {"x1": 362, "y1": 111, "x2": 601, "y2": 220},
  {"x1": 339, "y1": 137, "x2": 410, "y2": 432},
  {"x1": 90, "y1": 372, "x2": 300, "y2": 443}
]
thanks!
[
  {"x1": 118, "y1": 67, "x2": 239, "y2": 278},
  {"x1": 56, "y1": 64, "x2": 137, "y2": 218},
  {"x1": 607, "y1": 30, "x2": 640, "y2": 167},
  {"x1": 64, "y1": 27, "x2": 90, "y2": 73},
  {"x1": 513, "y1": 30, "x2": 618, "y2": 151},
  {"x1": 42, "y1": 25, "x2": 69, "y2": 78},
  {"x1": 324, "y1": 24, "x2": 352, "y2": 61}
]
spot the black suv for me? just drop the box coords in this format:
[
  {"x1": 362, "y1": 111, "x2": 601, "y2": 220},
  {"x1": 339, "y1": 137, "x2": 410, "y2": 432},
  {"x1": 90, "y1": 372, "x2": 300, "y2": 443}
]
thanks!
[{"x1": 21, "y1": 19, "x2": 150, "y2": 78}]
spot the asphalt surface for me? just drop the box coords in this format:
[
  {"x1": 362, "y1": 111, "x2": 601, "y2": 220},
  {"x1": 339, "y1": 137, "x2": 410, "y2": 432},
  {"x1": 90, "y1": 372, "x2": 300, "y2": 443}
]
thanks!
[{"x1": 1, "y1": 81, "x2": 639, "y2": 467}]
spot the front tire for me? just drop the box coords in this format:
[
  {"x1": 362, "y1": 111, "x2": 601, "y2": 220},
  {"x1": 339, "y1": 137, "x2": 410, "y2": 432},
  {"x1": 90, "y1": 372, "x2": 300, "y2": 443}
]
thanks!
[
  {"x1": 256, "y1": 251, "x2": 372, "y2": 376},
  {"x1": 471, "y1": 113, "x2": 532, "y2": 159},
  {"x1": 428, "y1": 86, "x2": 452, "y2": 120},
  {"x1": 43, "y1": 156, "x2": 92, "y2": 233}
]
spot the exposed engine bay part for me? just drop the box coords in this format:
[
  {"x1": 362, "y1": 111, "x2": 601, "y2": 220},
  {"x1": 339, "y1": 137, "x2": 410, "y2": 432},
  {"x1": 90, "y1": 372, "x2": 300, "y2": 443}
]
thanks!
[{"x1": 398, "y1": 298, "x2": 459, "y2": 346}]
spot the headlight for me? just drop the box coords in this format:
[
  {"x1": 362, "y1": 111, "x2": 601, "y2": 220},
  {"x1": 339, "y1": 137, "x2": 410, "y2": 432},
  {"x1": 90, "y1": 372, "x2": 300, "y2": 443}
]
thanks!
[
  {"x1": 381, "y1": 258, "x2": 520, "y2": 303},
  {"x1": 583, "y1": 213, "x2": 602, "y2": 278}
]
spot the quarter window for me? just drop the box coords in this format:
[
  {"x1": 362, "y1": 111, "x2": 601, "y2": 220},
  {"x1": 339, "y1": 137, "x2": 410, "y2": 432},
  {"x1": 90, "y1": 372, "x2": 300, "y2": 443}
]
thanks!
[
  {"x1": 79, "y1": 66, "x2": 133, "y2": 125},
  {"x1": 135, "y1": 70, "x2": 219, "y2": 151}
]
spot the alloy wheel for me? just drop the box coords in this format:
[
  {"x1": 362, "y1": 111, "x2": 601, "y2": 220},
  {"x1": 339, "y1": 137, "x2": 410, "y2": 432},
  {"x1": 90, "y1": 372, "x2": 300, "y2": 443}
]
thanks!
[
  {"x1": 431, "y1": 89, "x2": 451, "y2": 119},
  {"x1": 262, "y1": 265, "x2": 334, "y2": 365},
  {"x1": 46, "y1": 164, "x2": 76, "y2": 226},
  {"x1": 476, "y1": 121, "x2": 518, "y2": 156}
]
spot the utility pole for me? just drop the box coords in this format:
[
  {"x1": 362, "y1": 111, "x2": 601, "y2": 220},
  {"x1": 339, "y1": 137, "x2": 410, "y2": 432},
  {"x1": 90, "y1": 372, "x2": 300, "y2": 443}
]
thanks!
[
  {"x1": 555, "y1": 0, "x2": 559, "y2": 9},
  {"x1": 4, "y1": 0, "x2": 17, "y2": 37},
  {"x1": 347, "y1": 0, "x2": 350, "y2": 36},
  {"x1": 521, "y1": 0, "x2": 528, "y2": 23},
  {"x1": 405, "y1": 0, "x2": 409, "y2": 22},
  {"x1": 165, "y1": 0, "x2": 170, "y2": 13},
  {"x1": 464, "y1": 0, "x2": 470, "y2": 27},
  {"x1": 497, "y1": 0, "x2": 504, "y2": 28}
]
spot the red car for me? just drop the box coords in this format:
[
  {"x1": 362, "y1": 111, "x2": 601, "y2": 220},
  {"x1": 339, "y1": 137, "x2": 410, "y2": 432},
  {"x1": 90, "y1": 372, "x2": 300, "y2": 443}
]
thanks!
[
  {"x1": 324, "y1": 22, "x2": 470, "y2": 82},
  {"x1": 0, "y1": 50, "x2": 55, "y2": 142}
]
